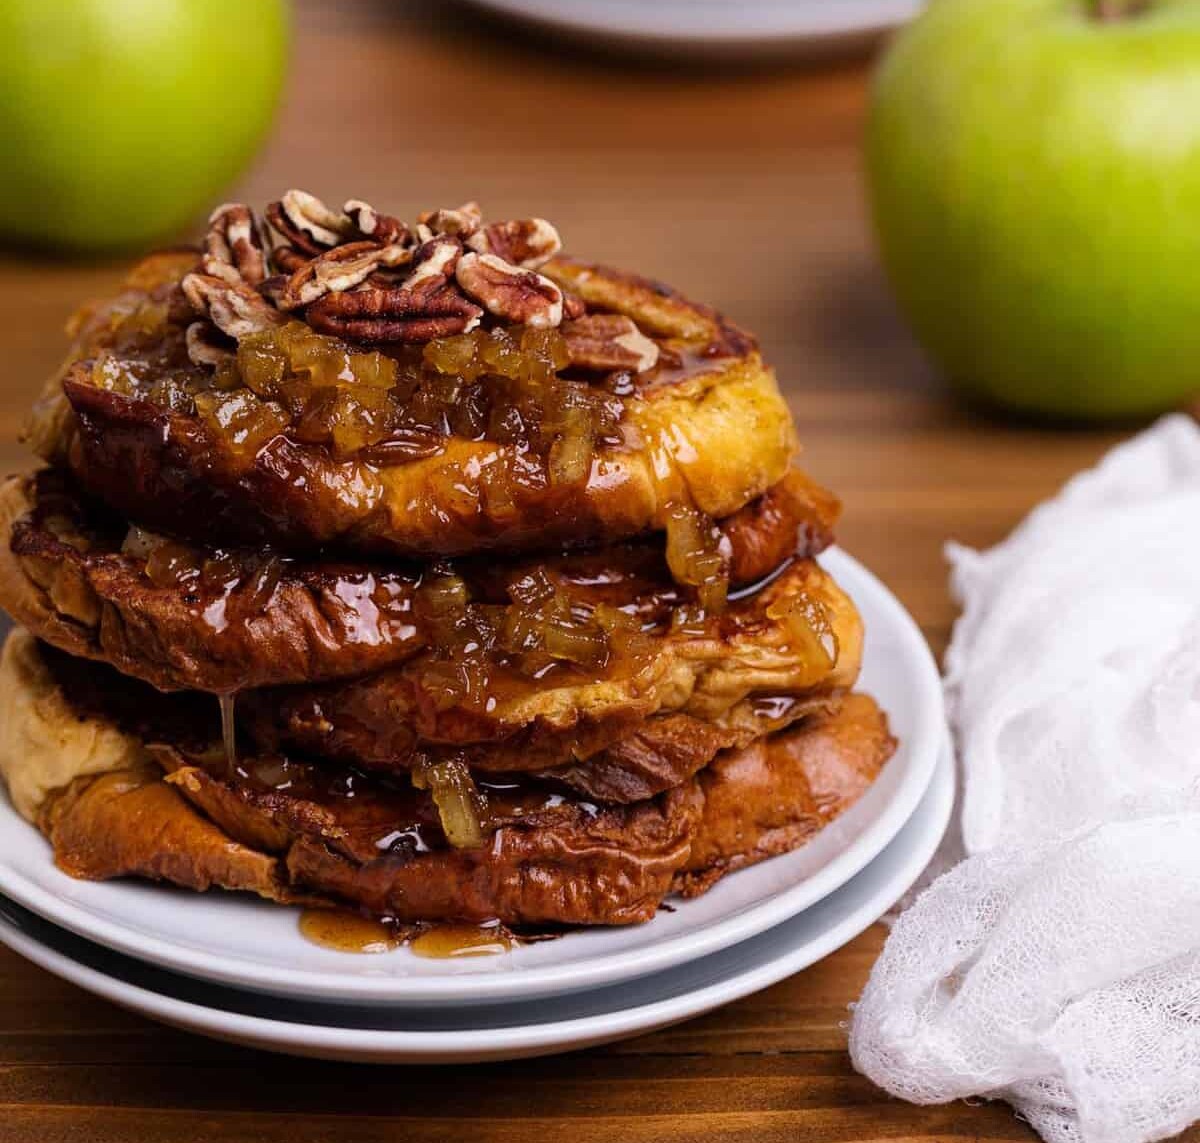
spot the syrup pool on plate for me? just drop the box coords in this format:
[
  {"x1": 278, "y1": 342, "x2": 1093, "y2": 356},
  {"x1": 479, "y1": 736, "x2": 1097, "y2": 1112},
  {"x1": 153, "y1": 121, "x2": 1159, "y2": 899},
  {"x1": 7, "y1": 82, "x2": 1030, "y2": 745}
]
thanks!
[{"x1": 299, "y1": 909, "x2": 512, "y2": 958}]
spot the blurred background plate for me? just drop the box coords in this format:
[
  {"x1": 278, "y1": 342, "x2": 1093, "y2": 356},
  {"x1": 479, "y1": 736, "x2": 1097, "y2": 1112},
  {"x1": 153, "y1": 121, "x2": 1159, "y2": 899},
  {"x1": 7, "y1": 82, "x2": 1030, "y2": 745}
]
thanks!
[{"x1": 462, "y1": 0, "x2": 923, "y2": 56}]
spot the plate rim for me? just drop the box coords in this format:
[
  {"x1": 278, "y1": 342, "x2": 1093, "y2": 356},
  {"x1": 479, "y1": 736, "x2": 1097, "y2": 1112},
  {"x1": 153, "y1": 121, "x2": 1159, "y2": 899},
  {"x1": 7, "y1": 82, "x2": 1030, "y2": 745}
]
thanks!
[
  {"x1": 0, "y1": 547, "x2": 945, "y2": 1004},
  {"x1": 0, "y1": 744, "x2": 954, "y2": 1064},
  {"x1": 463, "y1": 0, "x2": 923, "y2": 46}
]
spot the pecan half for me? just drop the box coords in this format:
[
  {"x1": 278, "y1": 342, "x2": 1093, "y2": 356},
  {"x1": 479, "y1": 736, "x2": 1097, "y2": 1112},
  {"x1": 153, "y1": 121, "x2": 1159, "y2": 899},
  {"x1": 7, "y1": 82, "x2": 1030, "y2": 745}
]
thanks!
[
  {"x1": 403, "y1": 236, "x2": 464, "y2": 301},
  {"x1": 202, "y1": 203, "x2": 268, "y2": 287},
  {"x1": 270, "y1": 247, "x2": 309, "y2": 275},
  {"x1": 278, "y1": 240, "x2": 414, "y2": 310},
  {"x1": 560, "y1": 314, "x2": 659, "y2": 373},
  {"x1": 306, "y1": 237, "x2": 482, "y2": 342},
  {"x1": 468, "y1": 218, "x2": 561, "y2": 269},
  {"x1": 185, "y1": 321, "x2": 235, "y2": 368},
  {"x1": 344, "y1": 199, "x2": 413, "y2": 247},
  {"x1": 182, "y1": 273, "x2": 286, "y2": 340},
  {"x1": 306, "y1": 288, "x2": 482, "y2": 343},
  {"x1": 455, "y1": 252, "x2": 563, "y2": 328},
  {"x1": 417, "y1": 202, "x2": 483, "y2": 242},
  {"x1": 257, "y1": 274, "x2": 290, "y2": 308},
  {"x1": 266, "y1": 190, "x2": 355, "y2": 256}
]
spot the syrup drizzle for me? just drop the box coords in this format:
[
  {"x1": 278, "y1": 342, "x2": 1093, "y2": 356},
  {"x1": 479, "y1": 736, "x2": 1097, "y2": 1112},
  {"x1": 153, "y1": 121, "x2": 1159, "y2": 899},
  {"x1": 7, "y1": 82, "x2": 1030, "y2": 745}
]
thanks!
[{"x1": 218, "y1": 693, "x2": 238, "y2": 773}]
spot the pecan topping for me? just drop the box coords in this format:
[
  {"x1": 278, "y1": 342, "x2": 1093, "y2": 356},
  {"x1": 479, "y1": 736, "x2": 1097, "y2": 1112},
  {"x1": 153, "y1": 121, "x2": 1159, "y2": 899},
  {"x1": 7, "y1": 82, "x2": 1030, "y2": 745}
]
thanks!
[
  {"x1": 307, "y1": 288, "x2": 482, "y2": 343},
  {"x1": 266, "y1": 189, "x2": 355, "y2": 255},
  {"x1": 278, "y1": 240, "x2": 414, "y2": 310},
  {"x1": 344, "y1": 199, "x2": 413, "y2": 247},
  {"x1": 560, "y1": 314, "x2": 660, "y2": 373},
  {"x1": 270, "y1": 247, "x2": 310, "y2": 275},
  {"x1": 178, "y1": 190, "x2": 661, "y2": 359},
  {"x1": 468, "y1": 218, "x2": 561, "y2": 269},
  {"x1": 202, "y1": 203, "x2": 268, "y2": 287},
  {"x1": 404, "y1": 236, "x2": 463, "y2": 298},
  {"x1": 456, "y1": 252, "x2": 563, "y2": 328},
  {"x1": 257, "y1": 274, "x2": 290, "y2": 307},
  {"x1": 306, "y1": 237, "x2": 482, "y2": 342},
  {"x1": 182, "y1": 273, "x2": 285, "y2": 340},
  {"x1": 185, "y1": 321, "x2": 235, "y2": 368},
  {"x1": 417, "y1": 202, "x2": 483, "y2": 242}
]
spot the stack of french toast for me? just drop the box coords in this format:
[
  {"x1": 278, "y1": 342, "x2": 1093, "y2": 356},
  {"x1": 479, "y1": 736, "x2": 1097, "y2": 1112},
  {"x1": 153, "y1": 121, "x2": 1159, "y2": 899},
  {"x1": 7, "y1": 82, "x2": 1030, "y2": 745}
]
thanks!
[{"x1": 0, "y1": 193, "x2": 894, "y2": 931}]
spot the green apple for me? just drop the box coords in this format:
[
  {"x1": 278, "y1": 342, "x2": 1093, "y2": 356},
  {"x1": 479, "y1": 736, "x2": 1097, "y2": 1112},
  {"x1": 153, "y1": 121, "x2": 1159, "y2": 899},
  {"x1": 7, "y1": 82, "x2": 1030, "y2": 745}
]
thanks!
[
  {"x1": 0, "y1": 0, "x2": 288, "y2": 254},
  {"x1": 868, "y1": 0, "x2": 1200, "y2": 420}
]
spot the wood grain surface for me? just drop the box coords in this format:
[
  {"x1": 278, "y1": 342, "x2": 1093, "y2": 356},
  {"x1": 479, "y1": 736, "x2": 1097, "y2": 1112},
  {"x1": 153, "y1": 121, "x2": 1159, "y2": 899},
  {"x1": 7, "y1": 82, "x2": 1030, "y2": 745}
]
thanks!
[{"x1": 0, "y1": 2, "x2": 1148, "y2": 1140}]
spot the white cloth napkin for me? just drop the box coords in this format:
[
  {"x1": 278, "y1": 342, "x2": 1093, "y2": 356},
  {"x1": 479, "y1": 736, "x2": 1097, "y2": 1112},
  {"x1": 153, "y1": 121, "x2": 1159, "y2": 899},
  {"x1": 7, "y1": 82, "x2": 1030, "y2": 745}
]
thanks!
[{"x1": 849, "y1": 415, "x2": 1200, "y2": 1143}]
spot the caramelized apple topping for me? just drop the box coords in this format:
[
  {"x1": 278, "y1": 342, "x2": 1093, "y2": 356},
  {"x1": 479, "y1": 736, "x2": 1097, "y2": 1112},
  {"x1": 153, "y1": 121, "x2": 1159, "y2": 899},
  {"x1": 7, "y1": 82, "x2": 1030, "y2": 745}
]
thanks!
[
  {"x1": 404, "y1": 557, "x2": 658, "y2": 725},
  {"x1": 412, "y1": 757, "x2": 485, "y2": 849},
  {"x1": 665, "y1": 503, "x2": 732, "y2": 615},
  {"x1": 766, "y1": 592, "x2": 838, "y2": 686},
  {"x1": 500, "y1": 568, "x2": 611, "y2": 672},
  {"x1": 422, "y1": 324, "x2": 568, "y2": 381},
  {"x1": 87, "y1": 316, "x2": 629, "y2": 469},
  {"x1": 130, "y1": 531, "x2": 289, "y2": 606}
]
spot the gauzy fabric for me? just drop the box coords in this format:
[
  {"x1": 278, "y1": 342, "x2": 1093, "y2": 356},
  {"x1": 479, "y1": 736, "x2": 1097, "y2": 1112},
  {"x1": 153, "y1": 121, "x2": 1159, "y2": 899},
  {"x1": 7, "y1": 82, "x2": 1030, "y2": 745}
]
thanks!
[{"x1": 850, "y1": 415, "x2": 1200, "y2": 1143}]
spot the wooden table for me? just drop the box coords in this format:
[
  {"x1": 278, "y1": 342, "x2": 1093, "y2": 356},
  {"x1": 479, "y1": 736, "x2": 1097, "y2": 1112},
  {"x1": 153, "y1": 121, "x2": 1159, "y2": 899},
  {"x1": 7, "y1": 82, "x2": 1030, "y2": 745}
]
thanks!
[{"x1": 0, "y1": 3, "x2": 1137, "y2": 1139}]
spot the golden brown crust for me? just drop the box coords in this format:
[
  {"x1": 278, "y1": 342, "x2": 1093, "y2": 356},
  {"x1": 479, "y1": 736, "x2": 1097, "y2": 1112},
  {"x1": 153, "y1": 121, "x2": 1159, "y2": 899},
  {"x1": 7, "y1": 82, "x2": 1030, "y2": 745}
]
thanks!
[
  {"x1": 529, "y1": 692, "x2": 840, "y2": 803},
  {"x1": 41, "y1": 766, "x2": 298, "y2": 901},
  {"x1": 279, "y1": 784, "x2": 701, "y2": 926},
  {"x1": 0, "y1": 629, "x2": 148, "y2": 821},
  {"x1": 543, "y1": 256, "x2": 755, "y2": 354},
  {"x1": 723, "y1": 471, "x2": 840, "y2": 586},
  {"x1": 676, "y1": 692, "x2": 896, "y2": 895},
  {"x1": 0, "y1": 471, "x2": 430, "y2": 692},
  {"x1": 0, "y1": 475, "x2": 100, "y2": 670}
]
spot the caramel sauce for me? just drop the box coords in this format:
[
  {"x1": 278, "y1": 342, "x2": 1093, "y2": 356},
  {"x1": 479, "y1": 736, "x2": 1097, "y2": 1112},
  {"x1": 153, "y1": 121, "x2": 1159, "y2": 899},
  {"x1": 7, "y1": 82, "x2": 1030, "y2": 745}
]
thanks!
[
  {"x1": 634, "y1": 345, "x2": 729, "y2": 393},
  {"x1": 298, "y1": 910, "x2": 512, "y2": 958},
  {"x1": 298, "y1": 909, "x2": 402, "y2": 954},
  {"x1": 410, "y1": 922, "x2": 512, "y2": 959},
  {"x1": 218, "y1": 693, "x2": 238, "y2": 772}
]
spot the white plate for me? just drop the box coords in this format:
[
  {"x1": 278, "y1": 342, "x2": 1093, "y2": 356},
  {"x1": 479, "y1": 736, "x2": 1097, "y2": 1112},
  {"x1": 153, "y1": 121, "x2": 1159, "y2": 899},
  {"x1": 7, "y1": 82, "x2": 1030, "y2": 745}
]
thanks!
[
  {"x1": 0, "y1": 741, "x2": 953, "y2": 1064},
  {"x1": 0, "y1": 549, "x2": 943, "y2": 1005},
  {"x1": 464, "y1": 0, "x2": 922, "y2": 54}
]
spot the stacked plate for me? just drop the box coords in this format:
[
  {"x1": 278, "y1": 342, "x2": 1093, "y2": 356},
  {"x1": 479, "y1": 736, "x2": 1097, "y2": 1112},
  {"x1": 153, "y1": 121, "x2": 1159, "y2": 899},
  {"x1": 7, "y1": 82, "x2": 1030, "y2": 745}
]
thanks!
[{"x1": 0, "y1": 549, "x2": 951, "y2": 1063}]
